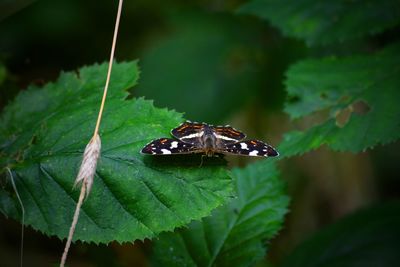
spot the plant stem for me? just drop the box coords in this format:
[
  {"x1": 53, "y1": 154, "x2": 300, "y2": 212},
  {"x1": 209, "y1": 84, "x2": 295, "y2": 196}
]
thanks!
[
  {"x1": 60, "y1": 184, "x2": 86, "y2": 267},
  {"x1": 93, "y1": 0, "x2": 124, "y2": 137},
  {"x1": 60, "y1": 0, "x2": 124, "y2": 266},
  {"x1": 7, "y1": 167, "x2": 25, "y2": 267}
]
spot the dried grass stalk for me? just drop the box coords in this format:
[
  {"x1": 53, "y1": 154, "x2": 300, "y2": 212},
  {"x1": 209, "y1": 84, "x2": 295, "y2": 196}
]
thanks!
[
  {"x1": 60, "y1": 0, "x2": 123, "y2": 265},
  {"x1": 74, "y1": 134, "x2": 101, "y2": 198},
  {"x1": 60, "y1": 134, "x2": 101, "y2": 267}
]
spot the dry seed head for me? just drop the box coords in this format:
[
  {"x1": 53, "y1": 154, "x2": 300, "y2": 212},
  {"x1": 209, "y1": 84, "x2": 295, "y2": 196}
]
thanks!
[{"x1": 74, "y1": 134, "x2": 101, "y2": 198}]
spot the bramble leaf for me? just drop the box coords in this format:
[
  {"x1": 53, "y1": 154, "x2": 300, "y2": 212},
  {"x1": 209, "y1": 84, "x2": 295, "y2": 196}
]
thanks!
[
  {"x1": 152, "y1": 160, "x2": 289, "y2": 267},
  {"x1": 279, "y1": 44, "x2": 400, "y2": 156},
  {"x1": 0, "y1": 61, "x2": 232, "y2": 243},
  {"x1": 238, "y1": 0, "x2": 400, "y2": 46}
]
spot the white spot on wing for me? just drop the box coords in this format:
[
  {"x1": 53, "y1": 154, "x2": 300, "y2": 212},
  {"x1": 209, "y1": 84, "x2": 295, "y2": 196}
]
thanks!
[
  {"x1": 170, "y1": 141, "x2": 178, "y2": 149},
  {"x1": 249, "y1": 150, "x2": 259, "y2": 156},
  {"x1": 180, "y1": 132, "x2": 203, "y2": 139},
  {"x1": 214, "y1": 133, "x2": 237, "y2": 141},
  {"x1": 240, "y1": 142, "x2": 249, "y2": 150},
  {"x1": 161, "y1": 149, "x2": 172, "y2": 154}
]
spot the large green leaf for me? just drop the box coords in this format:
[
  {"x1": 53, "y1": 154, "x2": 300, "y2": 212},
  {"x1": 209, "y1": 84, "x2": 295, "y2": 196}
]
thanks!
[
  {"x1": 280, "y1": 202, "x2": 400, "y2": 267},
  {"x1": 279, "y1": 44, "x2": 400, "y2": 156},
  {"x1": 0, "y1": 61, "x2": 232, "y2": 243},
  {"x1": 152, "y1": 159, "x2": 289, "y2": 267},
  {"x1": 238, "y1": 0, "x2": 400, "y2": 46}
]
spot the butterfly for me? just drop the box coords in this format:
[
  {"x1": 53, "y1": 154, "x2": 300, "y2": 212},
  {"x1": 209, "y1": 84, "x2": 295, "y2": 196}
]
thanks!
[{"x1": 141, "y1": 121, "x2": 279, "y2": 157}]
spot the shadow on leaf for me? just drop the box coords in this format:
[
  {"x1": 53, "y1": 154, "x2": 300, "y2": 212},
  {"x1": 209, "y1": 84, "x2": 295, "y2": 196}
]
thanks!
[{"x1": 142, "y1": 154, "x2": 227, "y2": 168}]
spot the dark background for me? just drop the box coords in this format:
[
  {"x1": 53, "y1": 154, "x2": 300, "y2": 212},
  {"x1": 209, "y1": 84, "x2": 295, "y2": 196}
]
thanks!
[{"x1": 1, "y1": 0, "x2": 399, "y2": 266}]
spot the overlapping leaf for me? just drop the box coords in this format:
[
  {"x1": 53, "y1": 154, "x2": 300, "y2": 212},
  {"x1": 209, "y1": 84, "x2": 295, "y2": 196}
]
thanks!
[
  {"x1": 238, "y1": 0, "x2": 400, "y2": 46},
  {"x1": 279, "y1": 44, "x2": 400, "y2": 156},
  {"x1": 153, "y1": 159, "x2": 289, "y2": 267},
  {"x1": 0, "y1": 62, "x2": 232, "y2": 243}
]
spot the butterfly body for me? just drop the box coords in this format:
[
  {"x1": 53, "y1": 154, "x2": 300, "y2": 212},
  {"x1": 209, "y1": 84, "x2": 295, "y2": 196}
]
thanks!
[{"x1": 141, "y1": 121, "x2": 279, "y2": 157}]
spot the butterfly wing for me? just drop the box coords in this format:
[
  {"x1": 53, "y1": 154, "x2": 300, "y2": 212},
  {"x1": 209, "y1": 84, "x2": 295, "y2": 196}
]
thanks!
[
  {"x1": 222, "y1": 140, "x2": 279, "y2": 157},
  {"x1": 141, "y1": 138, "x2": 197, "y2": 155},
  {"x1": 171, "y1": 121, "x2": 205, "y2": 145},
  {"x1": 212, "y1": 125, "x2": 246, "y2": 145}
]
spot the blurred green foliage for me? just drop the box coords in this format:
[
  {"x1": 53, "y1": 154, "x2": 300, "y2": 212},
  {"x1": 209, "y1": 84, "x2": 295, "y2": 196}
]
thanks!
[
  {"x1": 135, "y1": 11, "x2": 304, "y2": 123},
  {"x1": 0, "y1": 0, "x2": 400, "y2": 266},
  {"x1": 280, "y1": 202, "x2": 400, "y2": 267},
  {"x1": 238, "y1": 0, "x2": 400, "y2": 46},
  {"x1": 278, "y1": 43, "x2": 400, "y2": 156}
]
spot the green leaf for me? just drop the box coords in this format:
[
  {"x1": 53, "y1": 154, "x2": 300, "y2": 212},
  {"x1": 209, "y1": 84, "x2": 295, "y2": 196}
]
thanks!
[
  {"x1": 279, "y1": 44, "x2": 400, "y2": 156},
  {"x1": 280, "y1": 202, "x2": 400, "y2": 267},
  {"x1": 152, "y1": 160, "x2": 289, "y2": 267},
  {"x1": 238, "y1": 0, "x2": 400, "y2": 46},
  {"x1": 0, "y1": 62, "x2": 136, "y2": 161},
  {"x1": 0, "y1": 61, "x2": 232, "y2": 243}
]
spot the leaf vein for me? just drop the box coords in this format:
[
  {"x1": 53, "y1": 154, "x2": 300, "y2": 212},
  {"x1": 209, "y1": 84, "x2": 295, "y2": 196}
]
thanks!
[
  {"x1": 39, "y1": 164, "x2": 103, "y2": 230},
  {"x1": 95, "y1": 170, "x2": 155, "y2": 235},
  {"x1": 140, "y1": 179, "x2": 184, "y2": 222},
  {"x1": 16, "y1": 171, "x2": 51, "y2": 231}
]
